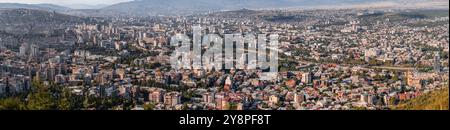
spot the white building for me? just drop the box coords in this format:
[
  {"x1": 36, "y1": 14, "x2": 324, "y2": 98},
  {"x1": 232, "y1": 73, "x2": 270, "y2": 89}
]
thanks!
[
  {"x1": 302, "y1": 72, "x2": 312, "y2": 84},
  {"x1": 364, "y1": 48, "x2": 381, "y2": 61},
  {"x1": 19, "y1": 43, "x2": 29, "y2": 57},
  {"x1": 202, "y1": 92, "x2": 215, "y2": 103},
  {"x1": 30, "y1": 44, "x2": 39, "y2": 58}
]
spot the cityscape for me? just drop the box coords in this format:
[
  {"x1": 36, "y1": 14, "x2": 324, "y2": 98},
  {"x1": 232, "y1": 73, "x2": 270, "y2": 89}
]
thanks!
[{"x1": 0, "y1": 0, "x2": 448, "y2": 110}]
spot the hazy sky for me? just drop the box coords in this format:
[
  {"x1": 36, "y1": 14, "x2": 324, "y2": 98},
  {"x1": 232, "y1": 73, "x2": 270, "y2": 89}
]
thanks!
[{"x1": 0, "y1": 0, "x2": 132, "y2": 5}]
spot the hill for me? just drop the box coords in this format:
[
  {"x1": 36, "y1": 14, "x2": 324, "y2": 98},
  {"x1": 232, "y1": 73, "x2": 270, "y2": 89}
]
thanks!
[
  {"x1": 1, "y1": 0, "x2": 448, "y2": 17},
  {"x1": 392, "y1": 87, "x2": 449, "y2": 110},
  {"x1": 0, "y1": 9, "x2": 84, "y2": 34},
  {"x1": 0, "y1": 3, "x2": 71, "y2": 12},
  {"x1": 99, "y1": 0, "x2": 449, "y2": 16},
  {"x1": 99, "y1": 0, "x2": 377, "y2": 16}
]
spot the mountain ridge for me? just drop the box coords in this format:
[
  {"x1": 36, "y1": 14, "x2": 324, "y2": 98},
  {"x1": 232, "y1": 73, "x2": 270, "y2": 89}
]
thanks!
[
  {"x1": 1, "y1": 0, "x2": 448, "y2": 16},
  {"x1": 0, "y1": 8, "x2": 84, "y2": 34},
  {"x1": 0, "y1": 3, "x2": 72, "y2": 12},
  {"x1": 97, "y1": 0, "x2": 450, "y2": 16}
]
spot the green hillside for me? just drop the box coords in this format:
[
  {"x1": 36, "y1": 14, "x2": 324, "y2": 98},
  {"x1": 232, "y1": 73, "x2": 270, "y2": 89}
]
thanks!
[{"x1": 393, "y1": 87, "x2": 449, "y2": 110}]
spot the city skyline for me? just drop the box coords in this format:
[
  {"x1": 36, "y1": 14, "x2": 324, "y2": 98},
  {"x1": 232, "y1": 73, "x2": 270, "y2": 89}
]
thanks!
[{"x1": 0, "y1": 0, "x2": 448, "y2": 111}]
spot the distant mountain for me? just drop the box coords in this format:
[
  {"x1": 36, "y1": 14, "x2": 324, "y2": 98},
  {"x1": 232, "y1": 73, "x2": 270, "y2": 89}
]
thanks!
[
  {"x1": 0, "y1": 3, "x2": 71, "y2": 12},
  {"x1": 0, "y1": 9, "x2": 84, "y2": 34},
  {"x1": 100, "y1": 0, "x2": 303, "y2": 16},
  {"x1": 0, "y1": 0, "x2": 448, "y2": 17},
  {"x1": 63, "y1": 4, "x2": 109, "y2": 9},
  {"x1": 98, "y1": 0, "x2": 448, "y2": 16}
]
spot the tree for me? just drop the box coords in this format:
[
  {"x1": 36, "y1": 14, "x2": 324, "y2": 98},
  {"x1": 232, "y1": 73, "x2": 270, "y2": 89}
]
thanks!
[
  {"x1": 0, "y1": 97, "x2": 26, "y2": 110},
  {"x1": 122, "y1": 98, "x2": 133, "y2": 110},
  {"x1": 26, "y1": 78, "x2": 56, "y2": 110},
  {"x1": 229, "y1": 102, "x2": 238, "y2": 110},
  {"x1": 391, "y1": 74, "x2": 399, "y2": 81},
  {"x1": 83, "y1": 95, "x2": 95, "y2": 110},
  {"x1": 143, "y1": 103, "x2": 155, "y2": 110},
  {"x1": 57, "y1": 89, "x2": 72, "y2": 110},
  {"x1": 146, "y1": 62, "x2": 162, "y2": 69},
  {"x1": 374, "y1": 74, "x2": 383, "y2": 81}
]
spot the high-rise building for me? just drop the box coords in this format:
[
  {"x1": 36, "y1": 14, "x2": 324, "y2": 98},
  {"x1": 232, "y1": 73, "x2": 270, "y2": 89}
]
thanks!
[
  {"x1": 202, "y1": 92, "x2": 215, "y2": 103},
  {"x1": 224, "y1": 76, "x2": 233, "y2": 91},
  {"x1": 29, "y1": 44, "x2": 39, "y2": 58},
  {"x1": 360, "y1": 93, "x2": 368, "y2": 103},
  {"x1": 434, "y1": 52, "x2": 441, "y2": 73},
  {"x1": 164, "y1": 92, "x2": 181, "y2": 107},
  {"x1": 19, "y1": 43, "x2": 29, "y2": 57},
  {"x1": 149, "y1": 90, "x2": 165, "y2": 104},
  {"x1": 47, "y1": 65, "x2": 56, "y2": 82},
  {"x1": 364, "y1": 48, "x2": 381, "y2": 62},
  {"x1": 0, "y1": 38, "x2": 4, "y2": 50},
  {"x1": 215, "y1": 93, "x2": 227, "y2": 110},
  {"x1": 301, "y1": 72, "x2": 312, "y2": 84},
  {"x1": 115, "y1": 41, "x2": 122, "y2": 50},
  {"x1": 406, "y1": 71, "x2": 422, "y2": 89}
]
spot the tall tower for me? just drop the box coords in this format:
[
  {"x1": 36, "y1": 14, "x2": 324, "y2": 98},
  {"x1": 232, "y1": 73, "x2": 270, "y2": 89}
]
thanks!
[
  {"x1": 30, "y1": 44, "x2": 39, "y2": 58},
  {"x1": 224, "y1": 76, "x2": 233, "y2": 92},
  {"x1": 433, "y1": 52, "x2": 441, "y2": 73},
  {"x1": 19, "y1": 43, "x2": 29, "y2": 57},
  {"x1": 0, "y1": 38, "x2": 3, "y2": 50},
  {"x1": 302, "y1": 72, "x2": 312, "y2": 84}
]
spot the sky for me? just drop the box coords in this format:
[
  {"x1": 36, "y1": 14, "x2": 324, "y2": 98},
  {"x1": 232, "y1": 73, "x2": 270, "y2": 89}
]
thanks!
[{"x1": 0, "y1": 0, "x2": 132, "y2": 5}]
